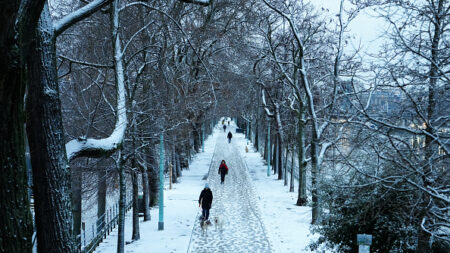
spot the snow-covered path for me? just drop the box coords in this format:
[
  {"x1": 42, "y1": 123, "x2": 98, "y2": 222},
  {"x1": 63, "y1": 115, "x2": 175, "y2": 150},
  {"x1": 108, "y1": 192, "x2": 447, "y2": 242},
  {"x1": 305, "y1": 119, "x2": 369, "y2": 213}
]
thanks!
[
  {"x1": 94, "y1": 122, "x2": 317, "y2": 253},
  {"x1": 188, "y1": 129, "x2": 271, "y2": 253}
]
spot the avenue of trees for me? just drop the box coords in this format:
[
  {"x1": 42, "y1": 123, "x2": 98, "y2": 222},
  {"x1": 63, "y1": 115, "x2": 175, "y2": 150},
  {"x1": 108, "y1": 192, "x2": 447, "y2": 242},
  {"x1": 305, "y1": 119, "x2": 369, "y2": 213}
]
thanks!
[{"x1": 0, "y1": 0, "x2": 448, "y2": 252}]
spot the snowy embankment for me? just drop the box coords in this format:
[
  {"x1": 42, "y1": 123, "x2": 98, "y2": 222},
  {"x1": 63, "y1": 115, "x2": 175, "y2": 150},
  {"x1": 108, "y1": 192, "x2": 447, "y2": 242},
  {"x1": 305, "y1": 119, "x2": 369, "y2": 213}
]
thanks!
[
  {"x1": 234, "y1": 132, "x2": 320, "y2": 253},
  {"x1": 95, "y1": 122, "x2": 320, "y2": 252},
  {"x1": 94, "y1": 128, "x2": 216, "y2": 253}
]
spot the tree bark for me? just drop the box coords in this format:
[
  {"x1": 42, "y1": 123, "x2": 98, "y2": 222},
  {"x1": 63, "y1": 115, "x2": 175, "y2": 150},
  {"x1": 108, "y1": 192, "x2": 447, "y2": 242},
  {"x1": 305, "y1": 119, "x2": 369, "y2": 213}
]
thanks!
[
  {"x1": 116, "y1": 150, "x2": 126, "y2": 253},
  {"x1": 147, "y1": 147, "x2": 158, "y2": 206},
  {"x1": 171, "y1": 139, "x2": 178, "y2": 183},
  {"x1": 27, "y1": 4, "x2": 75, "y2": 252},
  {"x1": 289, "y1": 144, "x2": 295, "y2": 192},
  {"x1": 193, "y1": 126, "x2": 200, "y2": 153},
  {"x1": 131, "y1": 169, "x2": 140, "y2": 241},
  {"x1": 175, "y1": 149, "x2": 182, "y2": 177},
  {"x1": 141, "y1": 165, "x2": 151, "y2": 221},
  {"x1": 71, "y1": 167, "x2": 82, "y2": 245},
  {"x1": 296, "y1": 109, "x2": 307, "y2": 206},
  {"x1": 97, "y1": 167, "x2": 107, "y2": 232},
  {"x1": 277, "y1": 134, "x2": 283, "y2": 180},
  {"x1": 272, "y1": 135, "x2": 276, "y2": 174},
  {"x1": 310, "y1": 137, "x2": 319, "y2": 224},
  {"x1": 0, "y1": 1, "x2": 44, "y2": 251}
]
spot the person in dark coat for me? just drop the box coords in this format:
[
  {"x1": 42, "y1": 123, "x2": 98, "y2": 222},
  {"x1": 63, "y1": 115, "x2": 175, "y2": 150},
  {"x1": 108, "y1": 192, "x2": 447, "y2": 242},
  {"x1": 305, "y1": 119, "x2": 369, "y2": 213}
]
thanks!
[
  {"x1": 218, "y1": 160, "x2": 229, "y2": 184},
  {"x1": 199, "y1": 183, "x2": 213, "y2": 220},
  {"x1": 223, "y1": 124, "x2": 226, "y2": 132},
  {"x1": 227, "y1": 131, "x2": 232, "y2": 143}
]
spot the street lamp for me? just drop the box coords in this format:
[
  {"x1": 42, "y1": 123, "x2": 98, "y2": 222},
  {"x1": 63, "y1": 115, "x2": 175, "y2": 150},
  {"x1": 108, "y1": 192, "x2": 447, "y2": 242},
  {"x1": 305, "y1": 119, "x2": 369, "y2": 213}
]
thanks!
[{"x1": 158, "y1": 133, "x2": 164, "y2": 230}]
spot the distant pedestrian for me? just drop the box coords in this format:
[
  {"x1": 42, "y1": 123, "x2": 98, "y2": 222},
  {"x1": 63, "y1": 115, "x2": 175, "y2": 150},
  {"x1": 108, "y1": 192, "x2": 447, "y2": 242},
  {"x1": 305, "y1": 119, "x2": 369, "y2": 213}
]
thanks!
[
  {"x1": 218, "y1": 160, "x2": 229, "y2": 184},
  {"x1": 223, "y1": 125, "x2": 226, "y2": 132},
  {"x1": 227, "y1": 131, "x2": 232, "y2": 143},
  {"x1": 199, "y1": 183, "x2": 213, "y2": 221},
  {"x1": 228, "y1": 120, "x2": 230, "y2": 126}
]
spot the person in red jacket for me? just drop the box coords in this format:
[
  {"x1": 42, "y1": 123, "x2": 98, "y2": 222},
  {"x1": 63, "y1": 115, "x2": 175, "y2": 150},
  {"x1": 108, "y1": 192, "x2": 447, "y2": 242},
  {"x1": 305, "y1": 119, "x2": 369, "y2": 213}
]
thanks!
[{"x1": 218, "y1": 160, "x2": 229, "y2": 184}]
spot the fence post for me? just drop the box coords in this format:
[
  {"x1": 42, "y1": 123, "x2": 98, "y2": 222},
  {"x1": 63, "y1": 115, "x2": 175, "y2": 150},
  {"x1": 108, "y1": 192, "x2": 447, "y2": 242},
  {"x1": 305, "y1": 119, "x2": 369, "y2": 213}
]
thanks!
[
  {"x1": 82, "y1": 222, "x2": 86, "y2": 248},
  {"x1": 108, "y1": 208, "x2": 111, "y2": 233},
  {"x1": 357, "y1": 234, "x2": 372, "y2": 253}
]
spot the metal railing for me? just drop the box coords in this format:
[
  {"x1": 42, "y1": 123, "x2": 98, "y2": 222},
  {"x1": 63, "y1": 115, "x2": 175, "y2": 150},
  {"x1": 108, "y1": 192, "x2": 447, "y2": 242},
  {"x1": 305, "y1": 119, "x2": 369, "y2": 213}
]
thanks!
[{"x1": 78, "y1": 200, "x2": 133, "y2": 253}]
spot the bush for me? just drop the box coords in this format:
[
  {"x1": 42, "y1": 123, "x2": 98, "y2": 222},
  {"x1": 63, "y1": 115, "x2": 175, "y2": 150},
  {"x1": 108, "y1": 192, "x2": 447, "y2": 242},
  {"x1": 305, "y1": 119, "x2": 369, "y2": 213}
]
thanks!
[{"x1": 311, "y1": 174, "x2": 418, "y2": 252}]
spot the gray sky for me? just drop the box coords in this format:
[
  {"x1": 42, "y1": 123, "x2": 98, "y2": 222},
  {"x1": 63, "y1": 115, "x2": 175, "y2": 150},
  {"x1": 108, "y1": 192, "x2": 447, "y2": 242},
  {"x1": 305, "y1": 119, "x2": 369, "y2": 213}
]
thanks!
[{"x1": 309, "y1": 0, "x2": 387, "y2": 56}]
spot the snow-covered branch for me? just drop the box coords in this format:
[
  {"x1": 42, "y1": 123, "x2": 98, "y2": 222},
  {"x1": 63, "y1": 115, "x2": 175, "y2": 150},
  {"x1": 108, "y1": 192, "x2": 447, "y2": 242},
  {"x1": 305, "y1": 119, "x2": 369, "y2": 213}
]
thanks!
[
  {"x1": 177, "y1": 0, "x2": 210, "y2": 6},
  {"x1": 65, "y1": 0, "x2": 127, "y2": 161},
  {"x1": 54, "y1": 0, "x2": 113, "y2": 37}
]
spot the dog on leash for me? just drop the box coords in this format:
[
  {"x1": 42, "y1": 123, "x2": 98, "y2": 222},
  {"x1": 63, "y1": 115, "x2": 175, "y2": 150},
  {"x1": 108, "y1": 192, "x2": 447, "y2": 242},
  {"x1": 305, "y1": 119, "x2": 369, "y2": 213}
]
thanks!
[
  {"x1": 200, "y1": 219, "x2": 211, "y2": 235},
  {"x1": 213, "y1": 216, "x2": 224, "y2": 232}
]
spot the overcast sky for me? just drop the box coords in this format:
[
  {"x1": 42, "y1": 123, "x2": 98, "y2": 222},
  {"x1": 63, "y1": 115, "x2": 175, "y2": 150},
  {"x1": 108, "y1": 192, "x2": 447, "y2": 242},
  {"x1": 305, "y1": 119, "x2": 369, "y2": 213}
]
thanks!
[{"x1": 309, "y1": 0, "x2": 387, "y2": 56}]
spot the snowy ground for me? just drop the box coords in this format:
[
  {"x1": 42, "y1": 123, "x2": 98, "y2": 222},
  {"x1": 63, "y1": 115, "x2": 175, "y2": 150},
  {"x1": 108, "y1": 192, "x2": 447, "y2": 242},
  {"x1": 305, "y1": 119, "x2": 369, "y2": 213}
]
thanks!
[{"x1": 94, "y1": 122, "x2": 321, "y2": 253}]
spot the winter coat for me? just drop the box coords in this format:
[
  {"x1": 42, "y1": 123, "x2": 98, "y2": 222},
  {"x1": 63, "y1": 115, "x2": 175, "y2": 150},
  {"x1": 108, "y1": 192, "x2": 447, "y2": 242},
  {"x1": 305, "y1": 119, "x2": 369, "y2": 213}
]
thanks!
[
  {"x1": 218, "y1": 163, "x2": 228, "y2": 175},
  {"x1": 199, "y1": 188, "x2": 213, "y2": 209},
  {"x1": 227, "y1": 132, "x2": 232, "y2": 139}
]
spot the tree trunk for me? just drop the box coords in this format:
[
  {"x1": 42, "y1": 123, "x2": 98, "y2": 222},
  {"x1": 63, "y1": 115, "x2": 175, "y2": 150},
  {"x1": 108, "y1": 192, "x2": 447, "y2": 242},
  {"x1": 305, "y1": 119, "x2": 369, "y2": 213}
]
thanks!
[
  {"x1": 272, "y1": 136, "x2": 276, "y2": 174},
  {"x1": 0, "y1": 1, "x2": 44, "y2": 251},
  {"x1": 193, "y1": 127, "x2": 200, "y2": 153},
  {"x1": 296, "y1": 109, "x2": 307, "y2": 206},
  {"x1": 254, "y1": 120, "x2": 259, "y2": 151},
  {"x1": 175, "y1": 150, "x2": 182, "y2": 177},
  {"x1": 263, "y1": 124, "x2": 268, "y2": 161},
  {"x1": 289, "y1": 144, "x2": 295, "y2": 192},
  {"x1": 131, "y1": 169, "x2": 140, "y2": 241},
  {"x1": 277, "y1": 134, "x2": 283, "y2": 180},
  {"x1": 146, "y1": 145, "x2": 159, "y2": 206},
  {"x1": 171, "y1": 140, "x2": 178, "y2": 183},
  {"x1": 148, "y1": 167, "x2": 159, "y2": 206},
  {"x1": 97, "y1": 167, "x2": 107, "y2": 233},
  {"x1": 141, "y1": 166, "x2": 151, "y2": 221},
  {"x1": 310, "y1": 136, "x2": 320, "y2": 224},
  {"x1": 283, "y1": 146, "x2": 288, "y2": 186},
  {"x1": 117, "y1": 150, "x2": 126, "y2": 253},
  {"x1": 26, "y1": 4, "x2": 75, "y2": 252},
  {"x1": 71, "y1": 167, "x2": 82, "y2": 245}
]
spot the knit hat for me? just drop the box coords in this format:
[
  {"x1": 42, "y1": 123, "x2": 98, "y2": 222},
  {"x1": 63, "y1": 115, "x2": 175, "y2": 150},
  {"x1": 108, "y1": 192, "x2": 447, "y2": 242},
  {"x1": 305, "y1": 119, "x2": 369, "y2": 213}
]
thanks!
[{"x1": 205, "y1": 183, "x2": 209, "y2": 189}]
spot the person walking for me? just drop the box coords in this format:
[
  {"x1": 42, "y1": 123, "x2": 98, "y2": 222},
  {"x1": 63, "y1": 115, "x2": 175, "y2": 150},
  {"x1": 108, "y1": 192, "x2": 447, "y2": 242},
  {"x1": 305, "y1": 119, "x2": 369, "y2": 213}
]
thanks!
[
  {"x1": 227, "y1": 131, "x2": 232, "y2": 143},
  {"x1": 218, "y1": 160, "x2": 229, "y2": 184},
  {"x1": 198, "y1": 183, "x2": 213, "y2": 221},
  {"x1": 223, "y1": 124, "x2": 226, "y2": 132}
]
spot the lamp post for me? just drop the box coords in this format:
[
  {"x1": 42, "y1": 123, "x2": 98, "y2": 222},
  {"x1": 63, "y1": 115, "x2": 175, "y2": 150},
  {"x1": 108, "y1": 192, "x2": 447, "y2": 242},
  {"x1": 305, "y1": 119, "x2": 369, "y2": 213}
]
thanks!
[
  {"x1": 158, "y1": 133, "x2": 165, "y2": 230},
  {"x1": 267, "y1": 123, "x2": 271, "y2": 177}
]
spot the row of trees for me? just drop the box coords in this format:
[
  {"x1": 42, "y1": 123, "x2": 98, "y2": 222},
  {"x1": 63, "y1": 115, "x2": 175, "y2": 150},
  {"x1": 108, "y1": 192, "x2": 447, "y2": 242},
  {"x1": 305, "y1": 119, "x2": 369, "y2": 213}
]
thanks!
[
  {"x1": 229, "y1": 0, "x2": 448, "y2": 252},
  {"x1": 1, "y1": 0, "x2": 447, "y2": 252},
  {"x1": 0, "y1": 0, "x2": 233, "y2": 252}
]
